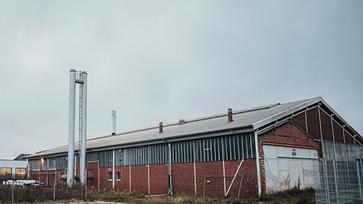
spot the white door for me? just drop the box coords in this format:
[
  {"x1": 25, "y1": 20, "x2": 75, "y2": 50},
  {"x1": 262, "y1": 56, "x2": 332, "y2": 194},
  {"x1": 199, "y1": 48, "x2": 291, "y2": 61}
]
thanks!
[
  {"x1": 263, "y1": 145, "x2": 318, "y2": 193},
  {"x1": 287, "y1": 160, "x2": 303, "y2": 188}
]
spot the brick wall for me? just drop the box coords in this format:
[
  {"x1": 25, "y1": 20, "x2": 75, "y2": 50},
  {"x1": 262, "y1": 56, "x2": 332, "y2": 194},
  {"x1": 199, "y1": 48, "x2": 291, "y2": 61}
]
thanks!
[
  {"x1": 150, "y1": 164, "x2": 168, "y2": 195},
  {"x1": 292, "y1": 106, "x2": 357, "y2": 145},
  {"x1": 86, "y1": 161, "x2": 100, "y2": 189},
  {"x1": 130, "y1": 165, "x2": 148, "y2": 193},
  {"x1": 27, "y1": 157, "x2": 257, "y2": 199},
  {"x1": 172, "y1": 163, "x2": 194, "y2": 196},
  {"x1": 112, "y1": 160, "x2": 257, "y2": 198},
  {"x1": 115, "y1": 166, "x2": 129, "y2": 193},
  {"x1": 172, "y1": 160, "x2": 257, "y2": 198},
  {"x1": 105, "y1": 164, "x2": 168, "y2": 195},
  {"x1": 224, "y1": 160, "x2": 257, "y2": 198},
  {"x1": 35, "y1": 159, "x2": 258, "y2": 198}
]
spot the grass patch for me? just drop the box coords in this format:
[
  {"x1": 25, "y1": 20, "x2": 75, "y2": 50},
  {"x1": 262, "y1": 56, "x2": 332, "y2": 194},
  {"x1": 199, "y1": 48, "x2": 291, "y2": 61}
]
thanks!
[
  {"x1": 87, "y1": 188, "x2": 314, "y2": 204},
  {"x1": 258, "y1": 187, "x2": 315, "y2": 204},
  {"x1": 0, "y1": 185, "x2": 315, "y2": 204}
]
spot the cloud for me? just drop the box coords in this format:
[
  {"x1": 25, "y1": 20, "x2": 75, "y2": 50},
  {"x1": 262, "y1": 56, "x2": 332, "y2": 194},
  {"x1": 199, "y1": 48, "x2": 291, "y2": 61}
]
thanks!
[{"x1": 0, "y1": 0, "x2": 362, "y2": 158}]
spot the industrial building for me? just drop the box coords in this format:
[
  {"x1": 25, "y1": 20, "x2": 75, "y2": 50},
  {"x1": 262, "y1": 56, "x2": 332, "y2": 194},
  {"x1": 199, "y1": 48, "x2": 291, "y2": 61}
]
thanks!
[{"x1": 26, "y1": 97, "x2": 363, "y2": 200}]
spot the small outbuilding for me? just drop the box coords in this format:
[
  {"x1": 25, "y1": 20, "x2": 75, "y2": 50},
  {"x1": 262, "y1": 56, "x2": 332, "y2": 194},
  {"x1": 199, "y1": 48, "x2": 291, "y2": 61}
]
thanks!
[{"x1": 0, "y1": 159, "x2": 27, "y2": 176}]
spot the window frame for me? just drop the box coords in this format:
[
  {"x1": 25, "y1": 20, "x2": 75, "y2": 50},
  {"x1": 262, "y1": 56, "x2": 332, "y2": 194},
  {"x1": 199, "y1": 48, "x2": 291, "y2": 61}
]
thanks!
[
  {"x1": 116, "y1": 172, "x2": 122, "y2": 181},
  {"x1": 15, "y1": 168, "x2": 26, "y2": 175},
  {"x1": 107, "y1": 171, "x2": 112, "y2": 181},
  {"x1": 0, "y1": 167, "x2": 12, "y2": 175}
]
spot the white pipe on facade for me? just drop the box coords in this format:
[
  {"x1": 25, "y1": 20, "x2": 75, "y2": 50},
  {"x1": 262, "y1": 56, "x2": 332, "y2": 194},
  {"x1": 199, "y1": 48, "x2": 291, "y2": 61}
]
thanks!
[
  {"x1": 168, "y1": 143, "x2": 173, "y2": 195},
  {"x1": 74, "y1": 156, "x2": 77, "y2": 177},
  {"x1": 254, "y1": 131, "x2": 262, "y2": 196},
  {"x1": 221, "y1": 136, "x2": 226, "y2": 197},
  {"x1": 112, "y1": 149, "x2": 115, "y2": 189},
  {"x1": 222, "y1": 160, "x2": 226, "y2": 197},
  {"x1": 148, "y1": 147, "x2": 151, "y2": 195},
  {"x1": 129, "y1": 166, "x2": 132, "y2": 192},
  {"x1": 97, "y1": 160, "x2": 100, "y2": 190},
  {"x1": 67, "y1": 69, "x2": 76, "y2": 187},
  {"x1": 193, "y1": 142, "x2": 197, "y2": 197},
  {"x1": 147, "y1": 164, "x2": 150, "y2": 195},
  {"x1": 80, "y1": 71, "x2": 87, "y2": 185}
]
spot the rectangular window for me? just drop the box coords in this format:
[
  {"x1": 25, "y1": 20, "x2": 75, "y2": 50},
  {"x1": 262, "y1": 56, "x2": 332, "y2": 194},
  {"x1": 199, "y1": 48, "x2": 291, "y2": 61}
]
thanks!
[
  {"x1": 15, "y1": 168, "x2": 26, "y2": 175},
  {"x1": 107, "y1": 172, "x2": 112, "y2": 181},
  {"x1": 116, "y1": 172, "x2": 122, "y2": 181},
  {"x1": 29, "y1": 160, "x2": 40, "y2": 170},
  {"x1": 48, "y1": 158, "x2": 56, "y2": 169},
  {"x1": 0, "y1": 167, "x2": 12, "y2": 175}
]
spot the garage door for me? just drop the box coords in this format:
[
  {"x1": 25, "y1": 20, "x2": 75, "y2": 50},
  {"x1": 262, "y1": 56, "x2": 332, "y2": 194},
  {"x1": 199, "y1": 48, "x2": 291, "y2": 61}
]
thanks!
[{"x1": 263, "y1": 145, "x2": 318, "y2": 193}]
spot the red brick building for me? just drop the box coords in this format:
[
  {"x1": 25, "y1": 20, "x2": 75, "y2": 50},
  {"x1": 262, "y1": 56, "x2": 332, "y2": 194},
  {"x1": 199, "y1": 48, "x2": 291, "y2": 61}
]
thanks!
[{"x1": 26, "y1": 97, "x2": 362, "y2": 198}]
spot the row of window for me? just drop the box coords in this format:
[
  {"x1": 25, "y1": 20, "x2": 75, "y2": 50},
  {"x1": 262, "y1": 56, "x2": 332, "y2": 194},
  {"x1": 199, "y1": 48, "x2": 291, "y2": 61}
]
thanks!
[
  {"x1": 106, "y1": 171, "x2": 122, "y2": 181},
  {"x1": 29, "y1": 133, "x2": 256, "y2": 170},
  {"x1": 0, "y1": 167, "x2": 26, "y2": 175},
  {"x1": 29, "y1": 160, "x2": 40, "y2": 170},
  {"x1": 29, "y1": 156, "x2": 68, "y2": 170}
]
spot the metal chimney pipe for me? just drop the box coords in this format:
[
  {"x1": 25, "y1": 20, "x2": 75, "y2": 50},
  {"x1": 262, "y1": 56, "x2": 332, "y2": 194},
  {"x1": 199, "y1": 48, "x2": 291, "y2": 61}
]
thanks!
[
  {"x1": 79, "y1": 71, "x2": 87, "y2": 185},
  {"x1": 228, "y1": 108, "x2": 233, "y2": 122},
  {"x1": 67, "y1": 69, "x2": 76, "y2": 187},
  {"x1": 159, "y1": 122, "x2": 163, "y2": 133},
  {"x1": 112, "y1": 110, "x2": 117, "y2": 135}
]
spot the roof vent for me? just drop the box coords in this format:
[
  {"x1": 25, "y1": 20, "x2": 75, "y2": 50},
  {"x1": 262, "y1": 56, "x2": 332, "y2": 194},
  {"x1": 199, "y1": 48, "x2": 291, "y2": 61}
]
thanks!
[
  {"x1": 112, "y1": 110, "x2": 117, "y2": 135},
  {"x1": 178, "y1": 119, "x2": 187, "y2": 125},
  {"x1": 228, "y1": 108, "x2": 233, "y2": 122},
  {"x1": 159, "y1": 122, "x2": 163, "y2": 133}
]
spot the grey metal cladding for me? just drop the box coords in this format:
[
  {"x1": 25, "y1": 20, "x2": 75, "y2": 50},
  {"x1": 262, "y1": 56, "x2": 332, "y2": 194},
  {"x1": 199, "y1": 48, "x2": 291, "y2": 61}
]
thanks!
[
  {"x1": 123, "y1": 143, "x2": 168, "y2": 166},
  {"x1": 170, "y1": 133, "x2": 254, "y2": 164}
]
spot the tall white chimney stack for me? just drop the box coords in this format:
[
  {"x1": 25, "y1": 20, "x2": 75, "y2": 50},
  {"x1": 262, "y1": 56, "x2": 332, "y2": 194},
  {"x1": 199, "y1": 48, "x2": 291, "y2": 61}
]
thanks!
[
  {"x1": 112, "y1": 110, "x2": 117, "y2": 135},
  {"x1": 79, "y1": 71, "x2": 87, "y2": 185},
  {"x1": 67, "y1": 69, "x2": 88, "y2": 187},
  {"x1": 67, "y1": 69, "x2": 76, "y2": 187}
]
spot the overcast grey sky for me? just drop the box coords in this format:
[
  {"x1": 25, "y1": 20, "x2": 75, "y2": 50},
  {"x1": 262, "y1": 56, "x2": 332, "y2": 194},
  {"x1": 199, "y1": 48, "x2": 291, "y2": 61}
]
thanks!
[{"x1": 0, "y1": 0, "x2": 362, "y2": 159}]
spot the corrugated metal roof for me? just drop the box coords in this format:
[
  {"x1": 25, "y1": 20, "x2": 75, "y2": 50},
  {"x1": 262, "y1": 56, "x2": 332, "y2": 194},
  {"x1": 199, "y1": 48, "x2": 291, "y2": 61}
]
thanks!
[{"x1": 29, "y1": 97, "x2": 359, "y2": 158}]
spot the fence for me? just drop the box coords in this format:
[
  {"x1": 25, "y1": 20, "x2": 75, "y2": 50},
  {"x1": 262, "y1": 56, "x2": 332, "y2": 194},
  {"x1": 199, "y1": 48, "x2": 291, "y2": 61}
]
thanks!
[
  {"x1": 314, "y1": 159, "x2": 363, "y2": 204},
  {"x1": 202, "y1": 176, "x2": 244, "y2": 198},
  {"x1": 315, "y1": 141, "x2": 363, "y2": 204},
  {"x1": 264, "y1": 158, "x2": 363, "y2": 204},
  {"x1": 0, "y1": 172, "x2": 87, "y2": 203}
]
